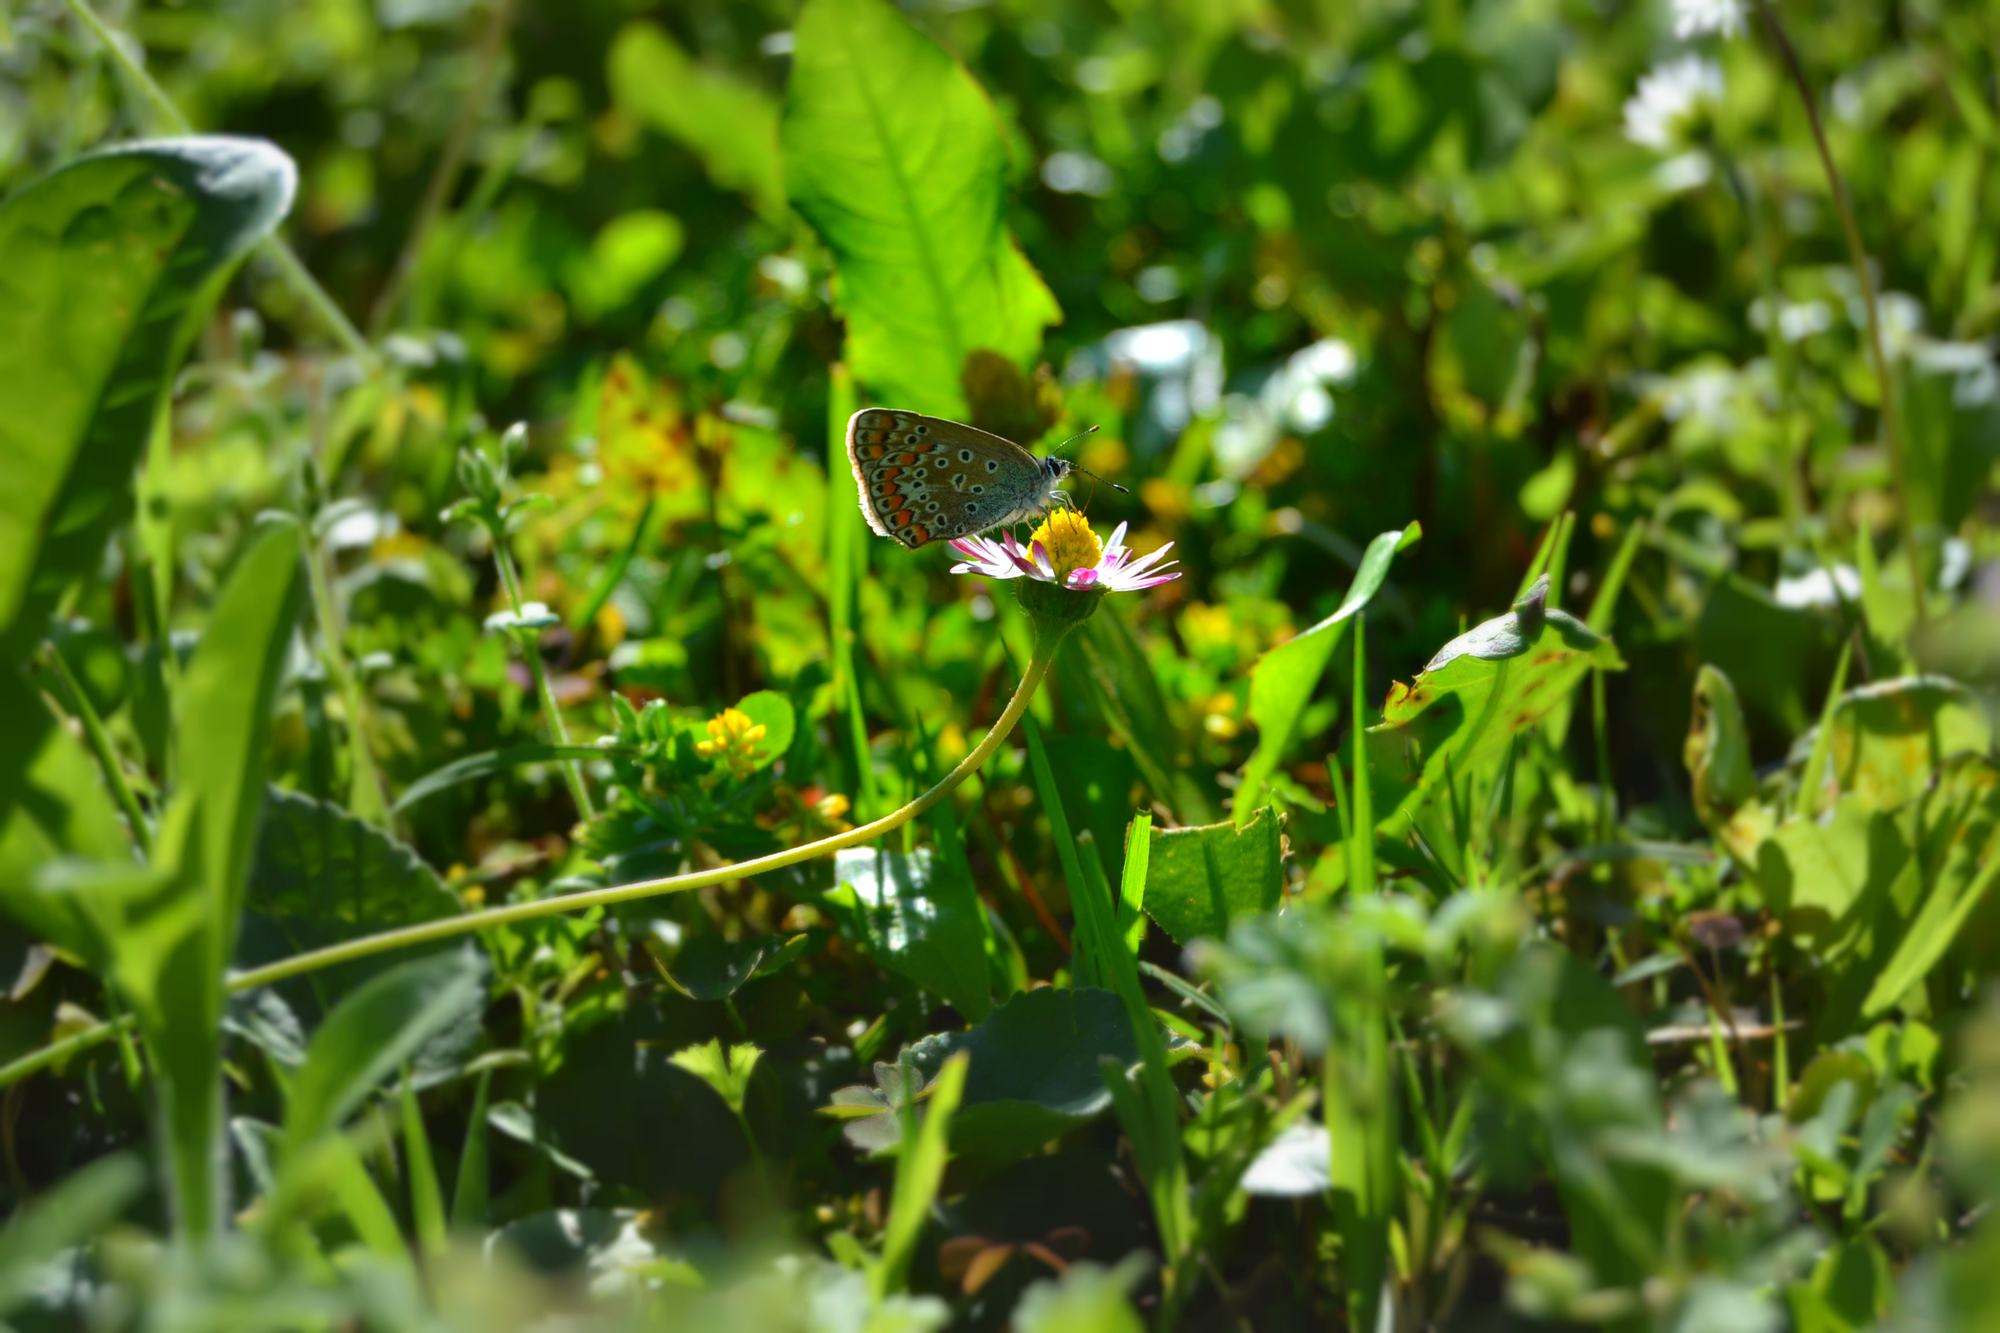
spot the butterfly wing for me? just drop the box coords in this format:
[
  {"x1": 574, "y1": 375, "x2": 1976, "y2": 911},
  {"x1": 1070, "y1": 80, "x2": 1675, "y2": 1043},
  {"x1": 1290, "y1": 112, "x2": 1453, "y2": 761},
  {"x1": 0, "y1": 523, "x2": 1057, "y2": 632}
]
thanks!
[{"x1": 846, "y1": 408, "x2": 1055, "y2": 549}]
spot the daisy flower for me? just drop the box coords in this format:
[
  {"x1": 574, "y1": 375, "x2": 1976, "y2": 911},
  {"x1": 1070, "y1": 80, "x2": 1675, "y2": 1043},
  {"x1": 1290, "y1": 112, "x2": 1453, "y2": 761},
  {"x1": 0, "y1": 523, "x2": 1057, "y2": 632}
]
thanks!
[
  {"x1": 1673, "y1": 0, "x2": 1746, "y2": 40},
  {"x1": 1623, "y1": 55, "x2": 1725, "y2": 152},
  {"x1": 948, "y1": 510, "x2": 1180, "y2": 592}
]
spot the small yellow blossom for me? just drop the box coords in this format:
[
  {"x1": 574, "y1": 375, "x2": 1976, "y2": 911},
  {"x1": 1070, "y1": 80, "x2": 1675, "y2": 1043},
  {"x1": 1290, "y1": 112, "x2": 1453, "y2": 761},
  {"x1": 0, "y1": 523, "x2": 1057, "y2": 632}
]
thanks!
[{"x1": 696, "y1": 707, "x2": 769, "y2": 778}]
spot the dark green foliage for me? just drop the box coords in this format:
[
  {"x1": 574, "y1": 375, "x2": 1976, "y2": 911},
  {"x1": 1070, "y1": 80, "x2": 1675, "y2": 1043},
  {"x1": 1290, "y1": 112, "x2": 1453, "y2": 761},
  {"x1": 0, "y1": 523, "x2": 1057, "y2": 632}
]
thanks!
[{"x1": 1, "y1": 0, "x2": 1999, "y2": 1327}]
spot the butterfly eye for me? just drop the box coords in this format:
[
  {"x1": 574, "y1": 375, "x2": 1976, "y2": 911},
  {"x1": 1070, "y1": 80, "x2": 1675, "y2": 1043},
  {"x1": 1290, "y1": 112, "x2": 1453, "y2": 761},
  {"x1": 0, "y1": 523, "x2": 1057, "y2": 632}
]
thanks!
[{"x1": 959, "y1": 449, "x2": 974, "y2": 462}]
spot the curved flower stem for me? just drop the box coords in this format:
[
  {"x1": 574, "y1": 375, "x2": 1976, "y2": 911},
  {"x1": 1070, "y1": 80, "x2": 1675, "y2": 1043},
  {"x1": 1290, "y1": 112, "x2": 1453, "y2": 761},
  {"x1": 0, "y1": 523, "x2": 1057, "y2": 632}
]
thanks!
[
  {"x1": 0, "y1": 624, "x2": 1070, "y2": 1092},
  {"x1": 229, "y1": 622, "x2": 1068, "y2": 993},
  {"x1": 1751, "y1": 0, "x2": 1926, "y2": 622}
]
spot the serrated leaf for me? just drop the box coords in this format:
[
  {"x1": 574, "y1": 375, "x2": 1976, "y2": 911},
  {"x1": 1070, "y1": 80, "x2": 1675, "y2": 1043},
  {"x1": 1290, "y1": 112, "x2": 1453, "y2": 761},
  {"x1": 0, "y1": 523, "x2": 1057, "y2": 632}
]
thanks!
[{"x1": 1141, "y1": 808, "x2": 1283, "y2": 947}]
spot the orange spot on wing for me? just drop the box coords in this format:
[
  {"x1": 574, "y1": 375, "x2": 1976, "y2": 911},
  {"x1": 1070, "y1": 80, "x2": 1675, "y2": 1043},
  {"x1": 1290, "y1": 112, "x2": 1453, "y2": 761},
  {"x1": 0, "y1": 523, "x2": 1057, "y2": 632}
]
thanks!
[
  {"x1": 861, "y1": 445, "x2": 885, "y2": 459},
  {"x1": 876, "y1": 466, "x2": 902, "y2": 481},
  {"x1": 891, "y1": 509, "x2": 915, "y2": 527},
  {"x1": 893, "y1": 453, "x2": 917, "y2": 465},
  {"x1": 907, "y1": 524, "x2": 931, "y2": 545}
]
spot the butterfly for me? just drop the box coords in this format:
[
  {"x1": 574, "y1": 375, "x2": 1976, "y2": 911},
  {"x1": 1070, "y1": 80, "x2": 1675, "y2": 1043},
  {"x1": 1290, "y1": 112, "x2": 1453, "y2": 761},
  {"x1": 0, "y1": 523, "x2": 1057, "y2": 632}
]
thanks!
[{"x1": 846, "y1": 408, "x2": 1078, "y2": 550}]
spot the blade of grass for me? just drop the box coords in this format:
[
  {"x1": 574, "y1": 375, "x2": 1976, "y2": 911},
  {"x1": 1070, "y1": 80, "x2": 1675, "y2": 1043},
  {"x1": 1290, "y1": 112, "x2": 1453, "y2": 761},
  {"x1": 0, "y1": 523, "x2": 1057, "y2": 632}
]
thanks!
[
  {"x1": 569, "y1": 496, "x2": 655, "y2": 635},
  {"x1": 1022, "y1": 712, "x2": 1098, "y2": 988},
  {"x1": 1349, "y1": 613, "x2": 1376, "y2": 896},
  {"x1": 1794, "y1": 638, "x2": 1854, "y2": 819},
  {"x1": 399, "y1": 1066, "x2": 446, "y2": 1259},
  {"x1": 1118, "y1": 813, "x2": 1151, "y2": 957},
  {"x1": 874, "y1": 1050, "x2": 967, "y2": 1298},
  {"x1": 451, "y1": 1068, "x2": 493, "y2": 1230}
]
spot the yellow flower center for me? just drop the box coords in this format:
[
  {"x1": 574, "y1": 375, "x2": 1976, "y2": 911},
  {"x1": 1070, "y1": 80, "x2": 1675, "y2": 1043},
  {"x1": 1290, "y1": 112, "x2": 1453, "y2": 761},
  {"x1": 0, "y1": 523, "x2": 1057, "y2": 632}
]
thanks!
[{"x1": 1028, "y1": 509, "x2": 1103, "y2": 583}]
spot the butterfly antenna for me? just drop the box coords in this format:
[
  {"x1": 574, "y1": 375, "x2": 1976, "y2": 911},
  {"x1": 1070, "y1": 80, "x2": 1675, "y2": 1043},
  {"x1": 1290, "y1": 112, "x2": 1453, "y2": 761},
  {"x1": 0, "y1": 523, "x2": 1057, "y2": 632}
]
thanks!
[
  {"x1": 1068, "y1": 463, "x2": 1129, "y2": 494},
  {"x1": 1053, "y1": 425, "x2": 1131, "y2": 493},
  {"x1": 1056, "y1": 424, "x2": 1101, "y2": 453}
]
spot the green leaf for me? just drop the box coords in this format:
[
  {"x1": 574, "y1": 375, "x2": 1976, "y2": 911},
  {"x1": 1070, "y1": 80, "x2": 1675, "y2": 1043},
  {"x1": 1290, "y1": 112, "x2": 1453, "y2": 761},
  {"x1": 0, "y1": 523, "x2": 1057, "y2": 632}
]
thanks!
[
  {"x1": 92, "y1": 519, "x2": 302, "y2": 1237},
  {"x1": 1011, "y1": 1255, "x2": 1150, "y2": 1333},
  {"x1": 399, "y1": 1066, "x2": 447, "y2": 1258},
  {"x1": 781, "y1": 0, "x2": 1060, "y2": 418},
  {"x1": 1237, "y1": 523, "x2": 1420, "y2": 823},
  {"x1": 833, "y1": 987, "x2": 1141, "y2": 1169},
  {"x1": 173, "y1": 521, "x2": 305, "y2": 949},
  {"x1": 565, "y1": 210, "x2": 684, "y2": 319},
  {"x1": 0, "y1": 137, "x2": 295, "y2": 663},
  {"x1": 1862, "y1": 758, "x2": 2000, "y2": 1018},
  {"x1": 0, "y1": 665, "x2": 130, "y2": 955},
  {"x1": 608, "y1": 21, "x2": 785, "y2": 219},
  {"x1": 1368, "y1": 575, "x2": 1623, "y2": 829},
  {"x1": 732, "y1": 689, "x2": 796, "y2": 773},
  {"x1": 1141, "y1": 808, "x2": 1284, "y2": 947},
  {"x1": 670, "y1": 1039, "x2": 763, "y2": 1116},
  {"x1": 535, "y1": 1007, "x2": 748, "y2": 1202},
  {"x1": 280, "y1": 948, "x2": 485, "y2": 1154},
  {"x1": 1791, "y1": 675, "x2": 1993, "y2": 812},
  {"x1": 825, "y1": 844, "x2": 992, "y2": 1021},
  {"x1": 235, "y1": 787, "x2": 474, "y2": 1079},
  {"x1": 450, "y1": 1068, "x2": 493, "y2": 1231},
  {"x1": 664, "y1": 931, "x2": 809, "y2": 1002},
  {"x1": 393, "y1": 743, "x2": 613, "y2": 813}
]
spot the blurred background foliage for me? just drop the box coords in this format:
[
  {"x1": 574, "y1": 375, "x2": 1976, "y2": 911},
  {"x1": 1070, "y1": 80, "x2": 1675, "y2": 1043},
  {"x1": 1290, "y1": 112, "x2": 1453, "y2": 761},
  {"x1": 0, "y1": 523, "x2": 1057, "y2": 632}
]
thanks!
[{"x1": 2, "y1": 0, "x2": 2000, "y2": 1326}]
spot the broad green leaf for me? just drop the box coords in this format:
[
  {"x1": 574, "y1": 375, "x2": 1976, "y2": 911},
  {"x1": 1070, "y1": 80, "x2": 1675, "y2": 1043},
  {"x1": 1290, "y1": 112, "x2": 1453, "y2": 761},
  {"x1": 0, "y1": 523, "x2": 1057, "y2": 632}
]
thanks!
[
  {"x1": 664, "y1": 931, "x2": 809, "y2": 1001},
  {"x1": 832, "y1": 987, "x2": 1140, "y2": 1169},
  {"x1": 781, "y1": 0, "x2": 1060, "y2": 418},
  {"x1": 825, "y1": 843, "x2": 992, "y2": 1021},
  {"x1": 1011, "y1": 1256, "x2": 1150, "y2": 1333},
  {"x1": 609, "y1": 21, "x2": 785, "y2": 219},
  {"x1": 732, "y1": 689, "x2": 796, "y2": 772},
  {"x1": 670, "y1": 1039, "x2": 763, "y2": 1116},
  {"x1": 393, "y1": 743, "x2": 614, "y2": 813},
  {"x1": 235, "y1": 787, "x2": 474, "y2": 1080},
  {"x1": 1368, "y1": 576, "x2": 1624, "y2": 828},
  {"x1": 0, "y1": 137, "x2": 295, "y2": 662},
  {"x1": 1863, "y1": 757, "x2": 2000, "y2": 1018},
  {"x1": 1790, "y1": 675, "x2": 1993, "y2": 812},
  {"x1": 281, "y1": 948, "x2": 486, "y2": 1151},
  {"x1": 1141, "y1": 808, "x2": 1283, "y2": 947},
  {"x1": 535, "y1": 1007, "x2": 748, "y2": 1201},
  {"x1": 1237, "y1": 523, "x2": 1421, "y2": 823},
  {"x1": 1753, "y1": 795, "x2": 1884, "y2": 946}
]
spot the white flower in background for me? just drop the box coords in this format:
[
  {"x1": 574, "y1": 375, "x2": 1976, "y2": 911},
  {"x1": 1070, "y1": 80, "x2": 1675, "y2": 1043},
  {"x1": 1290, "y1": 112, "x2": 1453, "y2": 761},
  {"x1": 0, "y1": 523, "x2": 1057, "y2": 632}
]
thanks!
[
  {"x1": 1673, "y1": 0, "x2": 1747, "y2": 40},
  {"x1": 1624, "y1": 56, "x2": 1725, "y2": 152}
]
